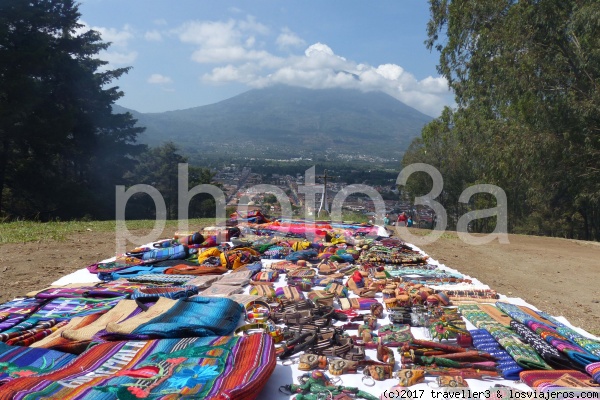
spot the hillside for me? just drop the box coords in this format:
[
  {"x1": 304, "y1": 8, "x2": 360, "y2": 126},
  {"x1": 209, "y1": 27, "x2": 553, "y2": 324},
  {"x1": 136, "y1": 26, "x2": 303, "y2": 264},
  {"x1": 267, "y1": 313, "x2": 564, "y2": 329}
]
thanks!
[{"x1": 115, "y1": 86, "x2": 432, "y2": 163}]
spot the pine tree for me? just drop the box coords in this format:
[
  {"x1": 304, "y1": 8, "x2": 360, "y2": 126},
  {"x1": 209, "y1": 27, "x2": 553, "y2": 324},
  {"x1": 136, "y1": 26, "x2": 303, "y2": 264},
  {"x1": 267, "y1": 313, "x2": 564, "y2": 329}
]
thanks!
[{"x1": 0, "y1": 0, "x2": 145, "y2": 219}]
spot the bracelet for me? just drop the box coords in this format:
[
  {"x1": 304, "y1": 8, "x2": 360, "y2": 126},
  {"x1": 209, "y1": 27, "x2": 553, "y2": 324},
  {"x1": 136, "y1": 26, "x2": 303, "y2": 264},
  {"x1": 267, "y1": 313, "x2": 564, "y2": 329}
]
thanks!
[
  {"x1": 234, "y1": 322, "x2": 284, "y2": 343},
  {"x1": 235, "y1": 323, "x2": 270, "y2": 336},
  {"x1": 245, "y1": 300, "x2": 271, "y2": 323}
]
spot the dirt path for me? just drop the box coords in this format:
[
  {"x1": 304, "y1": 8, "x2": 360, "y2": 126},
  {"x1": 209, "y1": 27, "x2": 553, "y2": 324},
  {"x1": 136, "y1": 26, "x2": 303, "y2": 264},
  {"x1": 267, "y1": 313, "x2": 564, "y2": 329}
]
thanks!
[
  {"x1": 406, "y1": 229, "x2": 600, "y2": 335},
  {"x1": 1, "y1": 228, "x2": 599, "y2": 334}
]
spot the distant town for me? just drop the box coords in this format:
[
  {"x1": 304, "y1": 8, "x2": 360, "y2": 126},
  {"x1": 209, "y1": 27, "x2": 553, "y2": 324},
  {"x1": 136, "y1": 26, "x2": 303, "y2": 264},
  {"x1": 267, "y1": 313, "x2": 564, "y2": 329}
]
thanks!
[{"x1": 214, "y1": 164, "x2": 435, "y2": 227}]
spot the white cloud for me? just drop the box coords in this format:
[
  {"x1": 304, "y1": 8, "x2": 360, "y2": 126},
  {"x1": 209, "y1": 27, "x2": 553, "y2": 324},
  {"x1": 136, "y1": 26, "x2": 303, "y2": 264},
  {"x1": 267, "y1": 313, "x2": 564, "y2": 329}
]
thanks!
[
  {"x1": 77, "y1": 20, "x2": 138, "y2": 67},
  {"x1": 100, "y1": 50, "x2": 138, "y2": 66},
  {"x1": 276, "y1": 28, "x2": 306, "y2": 49},
  {"x1": 176, "y1": 17, "x2": 279, "y2": 66},
  {"x1": 94, "y1": 25, "x2": 134, "y2": 48},
  {"x1": 148, "y1": 74, "x2": 173, "y2": 84},
  {"x1": 238, "y1": 16, "x2": 269, "y2": 35},
  {"x1": 178, "y1": 16, "x2": 451, "y2": 116},
  {"x1": 145, "y1": 30, "x2": 162, "y2": 42}
]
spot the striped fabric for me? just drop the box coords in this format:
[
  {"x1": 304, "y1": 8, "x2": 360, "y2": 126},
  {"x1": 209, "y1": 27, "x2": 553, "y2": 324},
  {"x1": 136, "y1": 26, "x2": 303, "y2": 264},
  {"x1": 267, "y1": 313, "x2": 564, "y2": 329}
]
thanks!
[
  {"x1": 29, "y1": 297, "x2": 126, "y2": 321},
  {"x1": 35, "y1": 288, "x2": 97, "y2": 300},
  {"x1": 130, "y1": 286, "x2": 199, "y2": 301},
  {"x1": 0, "y1": 342, "x2": 76, "y2": 385},
  {"x1": 0, "y1": 335, "x2": 275, "y2": 400},
  {"x1": 0, "y1": 298, "x2": 47, "y2": 332},
  {"x1": 526, "y1": 320, "x2": 600, "y2": 368},
  {"x1": 586, "y1": 362, "x2": 600, "y2": 384}
]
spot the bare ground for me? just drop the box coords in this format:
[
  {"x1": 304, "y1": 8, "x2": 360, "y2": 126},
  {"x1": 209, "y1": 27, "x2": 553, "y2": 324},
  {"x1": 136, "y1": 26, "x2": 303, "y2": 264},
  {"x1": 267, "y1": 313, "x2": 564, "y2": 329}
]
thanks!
[{"x1": 0, "y1": 227, "x2": 599, "y2": 334}]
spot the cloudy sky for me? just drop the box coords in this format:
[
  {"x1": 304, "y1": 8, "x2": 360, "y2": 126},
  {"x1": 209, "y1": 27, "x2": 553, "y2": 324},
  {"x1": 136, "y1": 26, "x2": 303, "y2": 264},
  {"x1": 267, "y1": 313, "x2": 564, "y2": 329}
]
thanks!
[{"x1": 78, "y1": 0, "x2": 453, "y2": 117}]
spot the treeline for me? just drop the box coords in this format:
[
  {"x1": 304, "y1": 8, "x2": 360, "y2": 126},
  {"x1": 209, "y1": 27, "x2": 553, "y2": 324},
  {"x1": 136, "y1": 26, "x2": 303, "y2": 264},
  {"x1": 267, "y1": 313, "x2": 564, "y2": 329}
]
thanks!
[
  {"x1": 0, "y1": 1, "x2": 215, "y2": 221},
  {"x1": 402, "y1": 0, "x2": 600, "y2": 240}
]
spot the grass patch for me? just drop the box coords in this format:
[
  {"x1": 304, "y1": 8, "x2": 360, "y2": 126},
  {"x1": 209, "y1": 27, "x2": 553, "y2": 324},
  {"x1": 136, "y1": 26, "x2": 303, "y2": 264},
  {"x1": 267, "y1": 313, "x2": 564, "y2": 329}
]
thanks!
[{"x1": 0, "y1": 219, "x2": 221, "y2": 244}]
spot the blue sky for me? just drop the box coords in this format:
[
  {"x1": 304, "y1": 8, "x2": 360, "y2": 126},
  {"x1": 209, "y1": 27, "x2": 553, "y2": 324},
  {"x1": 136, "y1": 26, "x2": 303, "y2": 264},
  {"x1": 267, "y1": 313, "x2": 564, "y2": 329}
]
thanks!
[{"x1": 78, "y1": 0, "x2": 453, "y2": 117}]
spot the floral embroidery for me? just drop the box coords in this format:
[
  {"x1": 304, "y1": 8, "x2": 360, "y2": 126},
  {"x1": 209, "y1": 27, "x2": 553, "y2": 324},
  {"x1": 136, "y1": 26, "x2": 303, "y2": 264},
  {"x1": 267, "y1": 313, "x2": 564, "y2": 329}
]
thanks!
[{"x1": 166, "y1": 364, "x2": 220, "y2": 390}]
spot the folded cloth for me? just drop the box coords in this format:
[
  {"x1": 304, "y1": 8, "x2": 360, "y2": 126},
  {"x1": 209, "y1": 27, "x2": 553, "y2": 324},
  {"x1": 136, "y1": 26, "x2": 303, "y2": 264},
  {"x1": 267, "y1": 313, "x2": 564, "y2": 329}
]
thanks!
[
  {"x1": 520, "y1": 369, "x2": 596, "y2": 389},
  {"x1": 164, "y1": 264, "x2": 228, "y2": 275},
  {"x1": 527, "y1": 320, "x2": 600, "y2": 368},
  {"x1": 0, "y1": 298, "x2": 46, "y2": 332},
  {"x1": 510, "y1": 320, "x2": 578, "y2": 370},
  {"x1": 141, "y1": 244, "x2": 188, "y2": 263},
  {"x1": 34, "y1": 287, "x2": 97, "y2": 300},
  {"x1": 218, "y1": 271, "x2": 252, "y2": 286},
  {"x1": 100, "y1": 265, "x2": 169, "y2": 281},
  {"x1": 104, "y1": 296, "x2": 243, "y2": 339},
  {"x1": 0, "y1": 335, "x2": 275, "y2": 400},
  {"x1": 200, "y1": 284, "x2": 245, "y2": 297},
  {"x1": 127, "y1": 273, "x2": 197, "y2": 285},
  {"x1": 62, "y1": 299, "x2": 139, "y2": 342},
  {"x1": 86, "y1": 256, "x2": 143, "y2": 275},
  {"x1": 130, "y1": 286, "x2": 199, "y2": 301},
  {"x1": 0, "y1": 342, "x2": 76, "y2": 385},
  {"x1": 586, "y1": 362, "x2": 600, "y2": 384},
  {"x1": 184, "y1": 275, "x2": 221, "y2": 288},
  {"x1": 28, "y1": 296, "x2": 125, "y2": 321},
  {"x1": 86, "y1": 280, "x2": 148, "y2": 298}
]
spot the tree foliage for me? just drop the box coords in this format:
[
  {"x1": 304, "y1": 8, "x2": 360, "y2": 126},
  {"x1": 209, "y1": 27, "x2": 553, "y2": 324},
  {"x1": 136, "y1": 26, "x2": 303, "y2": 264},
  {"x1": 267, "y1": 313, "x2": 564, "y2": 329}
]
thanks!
[
  {"x1": 0, "y1": 0, "x2": 144, "y2": 220},
  {"x1": 125, "y1": 143, "x2": 218, "y2": 220},
  {"x1": 403, "y1": 0, "x2": 600, "y2": 239}
]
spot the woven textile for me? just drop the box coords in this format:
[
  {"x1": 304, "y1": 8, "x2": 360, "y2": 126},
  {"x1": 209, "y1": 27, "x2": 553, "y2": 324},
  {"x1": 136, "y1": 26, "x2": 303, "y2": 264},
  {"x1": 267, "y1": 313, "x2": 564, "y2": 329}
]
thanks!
[
  {"x1": 29, "y1": 297, "x2": 125, "y2": 321},
  {"x1": 218, "y1": 273, "x2": 251, "y2": 286},
  {"x1": 469, "y1": 329, "x2": 523, "y2": 380},
  {"x1": 100, "y1": 266, "x2": 170, "y2": 281},
  {"x1": 62, "y1": 300, "x2": 139, "y2": 343},
  {"x1": 0, "y1": 298, "x2": 46, "y2": 332},
  {"x1": 495, "y1": 302, "x2": 538, "y2": 325},
  {"x1": 249, "y1": 285, "x2": 275, "y2": 299},
  {"x1": 103, "y1": 296, "x2": 243, "y2": 340},
  {"x1": 0, "y1": 342, "x2": 76, "y2": 385},
  {"x1": 477, "y1": 304, "x2": 512, "y2": 327},
  {"x1": 5, "y1": 320, "x2": 70, "y2": 347},
  {"x1": 533, "y1": 310, "x2": 600, "y2": 358},
  {"x1": 200, "y1": 284, "x2": 245, "y2": 297},
  {"x1": 274, "y1": 286, "x2": 305, "y2": 301},
  {"x1": 130, "y1": 286, "x2": 199, "y2": 301},
  {"x1": 164, "y1": 265, "x2": 228, "y2": 276},
  {"x1": 29, "y1": 314, "x2": 104, "y2": 354},
  {"x1": 127, "y1": 274, "x2": 197, "y2": 285},
  {"x1": 226, "y1": 294, "x2": 264, "y2": 306},
  {"x1": 586, "y1": 362, "x2": 600, "y2": 384},
  {"x1": 35, "y1": 287, "x2": 97, "y2": 300},
  {"x1": 459, "y1": 305, "x2": 550, "y2": 370},
  {"x1": 141, "y1": 244, "x2": 188, "y2": 263},
  {"x1": 88, "y1": 281, "x2": 148, "y2": 298},
  {"x1": 183, "y1": 275, "x2": 221, "y2": 288},
  {"x1": 0, "y1": 334, "x2": 275, "y2": 400},
  {"x1": 509, "y1": 320, "x2": 577, "y2": 370},
  {"x1": 526, "y1": 320, "x2": 600, "y2": 368},
  {"x1": 520, "y1": 369, "x2": 595, "y2": 389},
  {"x1": 87, "y1": 256, "x2": 143, "y2": 275}
]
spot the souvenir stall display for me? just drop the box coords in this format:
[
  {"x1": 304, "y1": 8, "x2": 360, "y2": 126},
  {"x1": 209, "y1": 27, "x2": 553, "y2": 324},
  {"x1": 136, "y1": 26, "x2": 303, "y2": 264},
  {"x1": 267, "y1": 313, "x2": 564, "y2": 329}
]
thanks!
[{"x1": 0, "y1": 218, "x2": 598, "y2": 399}]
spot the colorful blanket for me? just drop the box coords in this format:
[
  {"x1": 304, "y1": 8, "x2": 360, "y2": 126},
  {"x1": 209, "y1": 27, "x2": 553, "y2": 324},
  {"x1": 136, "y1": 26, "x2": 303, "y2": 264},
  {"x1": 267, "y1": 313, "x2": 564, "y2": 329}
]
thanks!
[{"x1": 0, "y1": 334, "x2": 275, "y2": 400}]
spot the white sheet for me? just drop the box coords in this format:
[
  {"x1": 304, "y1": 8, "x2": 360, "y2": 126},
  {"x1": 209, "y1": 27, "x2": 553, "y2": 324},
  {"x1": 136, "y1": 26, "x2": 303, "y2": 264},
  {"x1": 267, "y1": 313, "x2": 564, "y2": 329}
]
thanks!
[{"x1": 44, "y1": 237, "x2": 598, "y2": 398}]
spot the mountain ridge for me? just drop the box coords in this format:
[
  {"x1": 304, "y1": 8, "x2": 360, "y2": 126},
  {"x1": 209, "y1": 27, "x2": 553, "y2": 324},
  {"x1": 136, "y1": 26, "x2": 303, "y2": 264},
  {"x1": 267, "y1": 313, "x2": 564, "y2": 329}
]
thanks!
[{"x1": 115, "y1": 85, "x2": 432, "y2": 163}]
